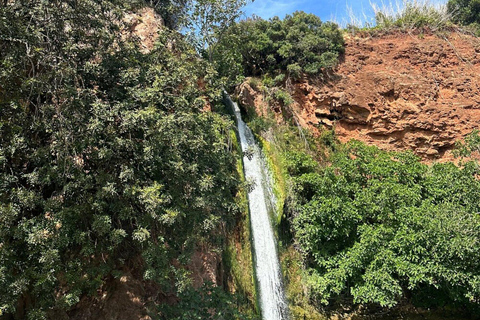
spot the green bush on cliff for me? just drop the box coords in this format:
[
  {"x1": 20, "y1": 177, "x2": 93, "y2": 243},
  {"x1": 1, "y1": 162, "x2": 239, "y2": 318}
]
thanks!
[
  {"x1": 160, "y1": 282, "x2": 258, "y2": 320},
  {"x1": 212, "y1": 11, "x2": 344, "y2": 84},
  {"x1": 448, "y1": 0, "x2": 480, "y2": 34},
  {"x1": 448, "y1": 0, "x2": 480, "y2": 25},
  {"x1": 290, "y1": 141, "x2": 480, "y2": 310}
]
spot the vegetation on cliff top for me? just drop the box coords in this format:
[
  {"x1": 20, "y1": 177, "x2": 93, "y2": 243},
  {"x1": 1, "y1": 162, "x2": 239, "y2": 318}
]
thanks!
[
  {"x1": 448, "y1": 0, "x2": 480, "y2": 33},
  {"x1": 344, "y1": 0, "x2": 480, "y2": 35},
  {"x1": 213, "y1": 11, "x2": 345, "y2": 86}
]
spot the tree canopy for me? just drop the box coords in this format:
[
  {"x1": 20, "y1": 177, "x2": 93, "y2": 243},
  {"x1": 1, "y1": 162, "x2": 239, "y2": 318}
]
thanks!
[
  {"x1": 212, "y1": 11, "x2": 344, "y2": 84},
  {"x1": 289, "y1": 141, "x2": 480, "y2": 310},
  {"x1": 0, "y1": 1, "x2": 248, "y2": 319},
  {"x1": 448, "y1": 0, "x2": 480, "y2": 26}
]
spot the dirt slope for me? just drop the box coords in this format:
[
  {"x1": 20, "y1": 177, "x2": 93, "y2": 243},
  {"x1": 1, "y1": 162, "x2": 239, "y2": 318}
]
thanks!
[{"x1": 239, "y1": 31, "x2": 480, "y2": 161}]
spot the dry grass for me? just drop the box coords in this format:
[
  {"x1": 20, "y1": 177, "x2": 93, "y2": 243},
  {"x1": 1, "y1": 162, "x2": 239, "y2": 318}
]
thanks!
[{"x1": 344, "y1": 0, "x2": 455, "y2": 32}]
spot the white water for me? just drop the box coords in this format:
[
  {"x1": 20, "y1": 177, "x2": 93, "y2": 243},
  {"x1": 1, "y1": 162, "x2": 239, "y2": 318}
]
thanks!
[{"x1": 227, "y1": 96, "x2": 289, "y2": 320}]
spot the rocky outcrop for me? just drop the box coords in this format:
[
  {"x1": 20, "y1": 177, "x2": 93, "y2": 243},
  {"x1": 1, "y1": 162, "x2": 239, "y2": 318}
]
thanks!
[
  {"x1": 123, "y1": 8, "x2": 163, "y2": 53},
  {"x1": 240, "y1": 31, "x2": 480, "y2": 161},
  {"x1": 236, "y1": 81, "x2": 270, "y2": 118}
]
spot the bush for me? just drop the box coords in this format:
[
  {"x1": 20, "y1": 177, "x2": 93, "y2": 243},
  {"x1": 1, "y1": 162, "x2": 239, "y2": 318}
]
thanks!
[
  {"x1": 448, "y1": 0, "x2": 480, "y2": 25},
  {"x1": 248, "y1": 77, "x2": 261, "y2": 90},
  {"x1": 160, "y1": 283, "x2": 258, "y2": 320},
  {"x1": 287, "y1": 64, "x2": 302, "y2": 79},
  {"x1": 262, "y1": 75, "x2": 274, "y2": 88},
  {"x1": 454, "y1": 129, "x2": 480, "y2": 157},
  {"x1": 448, "y1": 0, "x2": 480, "y2": 34},
  {"x1": 213, "y1": 11, "x2": 344, "y2": 79},
  {"x1": 283, "y1": 151, "x2": 318, "y2": 176},
  {"x1": 273, "y1": 89, "x2": 294, "y2": 106},
  {"x1": 291, "y1": 141, "x2": 480, "y2": 310},
  {"x1": 273, "y1": 73, "x2": 286, "y2": 85}
]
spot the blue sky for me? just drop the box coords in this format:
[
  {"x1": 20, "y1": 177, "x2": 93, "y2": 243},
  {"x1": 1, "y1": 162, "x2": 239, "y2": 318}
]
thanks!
[{"x1": 243, "y1": 0, "x2": 448, "y2": 26}]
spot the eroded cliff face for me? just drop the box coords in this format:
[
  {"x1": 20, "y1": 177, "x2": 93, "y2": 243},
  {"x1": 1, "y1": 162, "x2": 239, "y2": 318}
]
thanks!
[{"x1": 238, "y1": 31, "x2": 480, "y2": 161}]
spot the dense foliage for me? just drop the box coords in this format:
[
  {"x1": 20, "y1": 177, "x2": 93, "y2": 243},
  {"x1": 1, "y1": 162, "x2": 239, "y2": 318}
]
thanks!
[
  {"x1": 289, "y1": 141, "x2": 480, "y2": 310},
  {"x1": 448, "y1": 0, "x2": 480, "y2": 32},
  {"x1": 213, "y1": 11, "x2": 344, "y2": 84},
  {"x1": 146, "y1": 0, "x2": 248, "y2": 33},
  {"x1": 146, "y1": 0, "x2": 189, "y2": 29},
  {"x1": 160, "y1": 283, "x2": 254, "y2": 320},
  {"x1": 0, "y1": 1, "x2": 249, "y2": 319},
  {"x1": 187, "y1": 0, "x2": 248, "y2": 61}
]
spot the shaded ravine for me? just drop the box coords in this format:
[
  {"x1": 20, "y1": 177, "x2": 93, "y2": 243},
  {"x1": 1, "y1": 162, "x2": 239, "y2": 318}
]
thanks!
[{"x1": 226, "y1": 95, "x2": 290, "y2": 320}]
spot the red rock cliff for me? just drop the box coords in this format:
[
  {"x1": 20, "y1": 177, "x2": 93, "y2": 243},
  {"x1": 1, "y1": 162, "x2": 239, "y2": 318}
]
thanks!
[{"x1": 238, "y1": 31, "x2": 480, "y2": 161}]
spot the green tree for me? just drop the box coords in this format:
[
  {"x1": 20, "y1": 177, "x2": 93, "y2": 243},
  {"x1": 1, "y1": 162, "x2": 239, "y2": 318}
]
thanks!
[
  {"x1": 0, "y1": 1, "x2": 245, "y2": 318},
  {"x1": 212, "y1": 11, "x2": 344, "y2": 85},
  {"x1": 448, "y1": 0, "x2": 480, "y2": 34},
  {"x1": 290, "y1": 141, "x2": 480, "y2": 311},
  {"x1": 145, "y1": 0, "x2": 190, "y2": 29},
  {"x1": 186, "y1": 0, "x2": 249, "y2": 61},
  {"x1": 448, "y1": 0, "x2": 480, "y2": 25}
]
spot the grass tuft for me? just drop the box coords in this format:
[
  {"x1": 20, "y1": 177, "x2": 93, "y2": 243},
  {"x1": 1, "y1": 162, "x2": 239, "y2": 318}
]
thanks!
[
  {"x1": 344, "y1": 0, "x2": 456, "y2": 32},
  {"x1": 372, "y1": 0, "x2": 454, "y2": 31}
]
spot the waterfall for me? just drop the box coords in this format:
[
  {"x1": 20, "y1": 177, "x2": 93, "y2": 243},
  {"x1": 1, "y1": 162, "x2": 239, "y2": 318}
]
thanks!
[{"x1": 226, "y1": 95, "x2": 290, "y2": 320}]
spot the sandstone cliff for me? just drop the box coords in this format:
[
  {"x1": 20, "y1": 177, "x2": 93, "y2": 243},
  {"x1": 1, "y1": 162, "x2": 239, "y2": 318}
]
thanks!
[{"x1": 237, "y1": 31, "x2": 480, "y2": 162}]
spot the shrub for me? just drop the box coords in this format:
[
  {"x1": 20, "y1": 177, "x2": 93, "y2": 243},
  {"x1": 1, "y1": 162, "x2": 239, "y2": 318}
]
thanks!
[
  {"x1": 287, "y1": 63, "x2": 302, "y2": 79},
  {"x1": 292, "y1": 141, "x2": 480, "y2": 309},
  {"x1": 273, "y1": 89, "x2": 294, "y2": 106},
  {"x1": 283, "y1": 151, "x2": 317, "y2": 176},
  {"x1": 262, "y1": 75, "x2": 274, "y2": 88},
  {"x1": 448, "y1": 0, "x2": 480, "y2": 34},
  {"x1": 273, "y1": 73, "x2": 286, "y2": 85},
  {"x1": 454, "y1": 129, "x2": 480, "y2": 157},
  {"x1": 213, "y1": 11, "x2": 344, "y2": 79},
  {"x1": 448, "y1": 0, "x2": 480, "y2": 25},
  {"x1": 248, "y1": 77, "x2": 261, "y2": 90}
]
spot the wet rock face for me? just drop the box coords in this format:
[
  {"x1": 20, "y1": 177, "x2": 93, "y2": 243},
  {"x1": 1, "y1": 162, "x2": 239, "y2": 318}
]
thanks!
[{"x1": 281, "y1": 32, "x2": 480, "y2": 162}]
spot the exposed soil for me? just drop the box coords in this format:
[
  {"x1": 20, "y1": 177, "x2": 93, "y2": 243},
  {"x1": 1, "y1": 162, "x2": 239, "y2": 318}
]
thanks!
[{"x1": 238, "y1": 31, "x2": 480, "y2": 162}]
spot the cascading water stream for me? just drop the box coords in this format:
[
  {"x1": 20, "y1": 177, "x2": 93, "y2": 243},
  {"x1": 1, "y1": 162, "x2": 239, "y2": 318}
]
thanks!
[{"x1": 225, "y1": 95, "x2": 289, "y2": 320}]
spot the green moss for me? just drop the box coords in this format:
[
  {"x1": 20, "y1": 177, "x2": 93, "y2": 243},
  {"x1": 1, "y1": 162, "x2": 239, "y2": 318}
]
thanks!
[
  {"x1": 257, "y1": 136, "x2": 287, "y2": 224},
  {"x1": 281, "y1": 247, "x2": 326, "y2": 320},
  {"x1": 224, "y1": 128, "x2": 259, "y2": 316}
]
